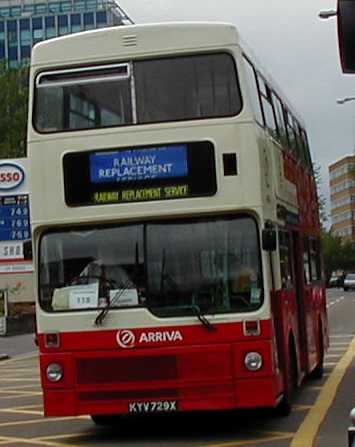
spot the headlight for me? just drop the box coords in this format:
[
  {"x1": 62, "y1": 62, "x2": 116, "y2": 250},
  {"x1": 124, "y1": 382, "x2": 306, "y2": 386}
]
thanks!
[
  {"x1": 244, "y1": 352, "x2": 263, "y2": 371},
  {"x1": 46, "y1": 363, "x2": 63, "y2": 382}
]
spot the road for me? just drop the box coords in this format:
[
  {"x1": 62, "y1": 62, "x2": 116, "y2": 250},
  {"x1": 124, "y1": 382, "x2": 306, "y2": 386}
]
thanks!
[{"x1": 0, "y1": 288, "x2": 354, "y2": 447}]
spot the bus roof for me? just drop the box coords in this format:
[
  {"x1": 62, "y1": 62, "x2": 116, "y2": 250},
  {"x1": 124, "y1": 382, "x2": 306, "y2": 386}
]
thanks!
[{"x1": 31, "y1": 22, "x2": 239, "y2": 67}]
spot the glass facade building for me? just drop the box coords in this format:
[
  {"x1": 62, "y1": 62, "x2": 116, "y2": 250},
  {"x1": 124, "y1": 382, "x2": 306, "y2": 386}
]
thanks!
[{"x1": 0, "y1": 0, "x2": 133, "y2": 67}]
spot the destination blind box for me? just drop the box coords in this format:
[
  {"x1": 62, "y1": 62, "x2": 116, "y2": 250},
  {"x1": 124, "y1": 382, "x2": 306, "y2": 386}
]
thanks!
[{"x1": 63, "y1": 141, "x2": 217, "y2": 206}]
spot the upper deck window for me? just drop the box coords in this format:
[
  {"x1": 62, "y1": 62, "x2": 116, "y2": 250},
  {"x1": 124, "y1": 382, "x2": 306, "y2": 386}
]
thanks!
[
  {"x1": 35, "y1": 64, "x2": 132, "y2": 131},
  {"x1": 33, "y1": 53, "x2": 242, "y2": 133},
  {"x1": 135, "y1": 53, "x2": 241, "y2": 124}
]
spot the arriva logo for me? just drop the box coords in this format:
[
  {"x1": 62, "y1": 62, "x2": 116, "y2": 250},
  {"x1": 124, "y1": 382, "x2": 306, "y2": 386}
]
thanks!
[
  {"x1": 116, "y1": 329, "x2": 183, "y2": 348},
  {"x1": 116, "y1": 329, "x2": 136, "y2": 349},
  {"x1": 0, "y1": 163, "x2": 25, "y2": 191}
]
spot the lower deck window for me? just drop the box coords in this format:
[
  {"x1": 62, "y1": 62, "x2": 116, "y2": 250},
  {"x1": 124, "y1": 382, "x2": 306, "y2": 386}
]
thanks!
[{"x1": 39, "y1": 215, "x2": 263, "y2": 315}]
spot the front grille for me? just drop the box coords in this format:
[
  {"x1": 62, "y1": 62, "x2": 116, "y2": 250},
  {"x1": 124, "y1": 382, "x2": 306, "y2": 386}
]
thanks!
[
  {"x1": 79, "y1": 388, "x2": 178, "y2": 402},
  {"x1": 76, "y1": 355, "x2": 178, "y2": 385}
]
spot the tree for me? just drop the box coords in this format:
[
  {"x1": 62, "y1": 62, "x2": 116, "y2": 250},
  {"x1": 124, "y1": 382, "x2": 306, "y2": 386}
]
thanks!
[
  {"x1": 321, "y1": 231, "x2": 343, "y2": 281},
  {"x1": 0, "y1": 63, "x2": 29, "y2": 159},
  {"x1": 313, "y1": 163, "x2": 328, "y2": 230},
  {"x1": 321, "y1": 229, "x2": 355, "y2": 281}
]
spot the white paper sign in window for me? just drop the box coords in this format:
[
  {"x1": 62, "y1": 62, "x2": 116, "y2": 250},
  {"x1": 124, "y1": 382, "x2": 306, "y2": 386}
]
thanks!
[
  {"x1": 109, "y1": 289, "x2": 138, "y2": 307},
  {"x1": 69, "y1": 282, "x2": 99, "y2": 309}
]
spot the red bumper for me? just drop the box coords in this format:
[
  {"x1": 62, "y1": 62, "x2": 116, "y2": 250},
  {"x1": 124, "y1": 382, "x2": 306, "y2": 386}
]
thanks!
[{"x1": 39, "y1": 340, "x2": 281, "y2": 417}]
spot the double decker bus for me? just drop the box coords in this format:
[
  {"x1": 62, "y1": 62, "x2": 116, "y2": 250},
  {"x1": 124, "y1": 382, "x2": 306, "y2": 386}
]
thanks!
[{"x1": 28, "y1": 22, "x2": 328, "y2": 422}]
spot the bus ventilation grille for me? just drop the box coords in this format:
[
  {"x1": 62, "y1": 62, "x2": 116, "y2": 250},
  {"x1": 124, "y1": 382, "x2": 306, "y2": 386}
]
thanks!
[
  {"x1": 122, "y1": 35, "x2": 138, "y2": 47},
  {"x1": 79, "y1": 388, "x2": 179, "y2": 402},
  {"x1": 76, "y1": 355, "x2": 178, "y2": 384}
]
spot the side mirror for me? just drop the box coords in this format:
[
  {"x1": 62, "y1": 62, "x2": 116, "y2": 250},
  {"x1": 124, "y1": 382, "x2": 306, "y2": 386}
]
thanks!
[
  {"x1": 262, "y1": 228, "x2": 276, "y2": 252},
  {"x1": 23, "y1": 240, "x2": 33, "y2": 260},
  {"x1": 338, "y1": 0, "x2": 355, "y2": 73}
]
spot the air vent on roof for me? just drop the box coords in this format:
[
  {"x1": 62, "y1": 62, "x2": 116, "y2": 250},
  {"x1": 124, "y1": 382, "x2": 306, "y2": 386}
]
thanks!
[{"x1": 122, "y1": 35, "x2": 138, "y2": 47}]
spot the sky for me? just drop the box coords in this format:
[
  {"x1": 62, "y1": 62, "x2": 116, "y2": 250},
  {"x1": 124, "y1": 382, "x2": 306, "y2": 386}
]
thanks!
[{"x1": 119, "y1": 0, "x2": 354, "y2": 222}]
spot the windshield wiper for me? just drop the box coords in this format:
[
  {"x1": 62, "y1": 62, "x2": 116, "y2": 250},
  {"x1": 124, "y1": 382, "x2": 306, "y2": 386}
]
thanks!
[
  {"x1": 160, "y1": 248, "x2": 166, "y2": 296},
  {"x1": 158, "y1": 254, "x2": 215, "y2": 330},
  {"x1": 191, "y1": 304, "x2": 216, "y2": 332},
  {"x1": 148, "y1": 303, "x2": 216, "y2": 332},
  {"x1": 95, "y1": 242, "x2": 142, "y2": 326},
  {"x1": 94, "y1": 278, "x2": 134, "y2": 326}
]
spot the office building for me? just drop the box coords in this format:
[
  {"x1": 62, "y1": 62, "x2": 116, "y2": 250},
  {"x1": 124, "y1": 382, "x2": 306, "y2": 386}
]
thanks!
[
  {"x1": 0, "y1": 0, "x2": 132, "y2": 67},
  {"x1": 329, "y1": 155, "x2": 355, "y2": 240}
]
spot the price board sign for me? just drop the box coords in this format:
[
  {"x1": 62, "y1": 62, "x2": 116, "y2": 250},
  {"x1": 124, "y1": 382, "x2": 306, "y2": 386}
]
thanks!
[
  {"x1": 0, "y1": 160, "x2": 33, "y2": 273},
  {"x1": 0, "y1": 195, "x2": 31, "y2": 241}
]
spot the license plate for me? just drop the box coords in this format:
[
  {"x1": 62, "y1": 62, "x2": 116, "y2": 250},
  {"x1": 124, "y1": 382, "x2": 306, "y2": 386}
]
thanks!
[{"x1": 128, "y1": 400, "x2": 178, "y2": 413}]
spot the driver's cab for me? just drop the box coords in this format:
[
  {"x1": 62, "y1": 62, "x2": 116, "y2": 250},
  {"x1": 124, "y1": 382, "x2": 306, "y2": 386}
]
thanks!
[{"x1": 52, "y1": 247, "x2": 137, "y2": 311}]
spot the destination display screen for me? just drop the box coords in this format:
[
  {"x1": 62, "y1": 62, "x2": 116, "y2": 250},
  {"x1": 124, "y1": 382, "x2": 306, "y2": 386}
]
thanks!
[
  {"x1": 63, "y1": 141, "x2": 216, "y2": 206},
  {"x1": 90, "y1": 145, "x2": 188, "y2": 184}
]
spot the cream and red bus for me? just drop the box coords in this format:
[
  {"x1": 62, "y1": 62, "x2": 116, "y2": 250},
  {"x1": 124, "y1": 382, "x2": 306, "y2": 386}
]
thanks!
[{"x1": 28, "y1": 22, "x2": 328, "y2": 423}]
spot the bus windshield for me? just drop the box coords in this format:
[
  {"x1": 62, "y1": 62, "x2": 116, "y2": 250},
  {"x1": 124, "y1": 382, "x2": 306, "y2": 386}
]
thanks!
[
  {"x1": 34, "y1": 53, "x2": 242, "y2": 132},
  {"x1": 39, "y1": 216, "x2": 263, "y2": 315}
]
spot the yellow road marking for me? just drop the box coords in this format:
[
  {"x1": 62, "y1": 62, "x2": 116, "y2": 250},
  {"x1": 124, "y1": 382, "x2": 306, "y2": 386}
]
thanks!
[
  {"x1": 290, "y1": 335, "x2": 355, "y2": 447},
  {"x1": 328, "y1": 347, "x2": 347, "y2": 351},
  {"x1": 0, "y1": 368, "x2": 38, "y2": 372},
  {"x1": 292, "y1": 404, "x2": 312, "y2": 411},
  {"x1": 0, "y1": 366, "x2": 40, "y2": 372},
  {"x1": 0, "y1": 376, "x2": 39, "y2": 380},
  {"x1": 0, "y1": 353, "x2": 37, "y2": 366},
  {"x1": 37, "y1": 431, "x2": 96, "y2": 442},
  {"x1": 33, "y1": 438, "x2": 89, "y2": 447},
  {"x1": 0, "y1": 393, "x2": 41, "y2": 401},
  {"x1": 0, "y1": 378, "x2": 40, "y2": 382},
  {"x1": 38, "y1": 425, "x2": 292, "y2": 447},
  {"x1": 0, "y1": 389, "x2": 41, "y2": 395},
  {"x1": 34, "y1": 428, "x2": 97, "y2": 447},
  {"x1": 330, "y1": 342, "x2": 350, "y2": 346},
  {"x1": 0, "y1": 416, "x2": 77, "y2": 428},
  {"x1": 10, "y1": 404, "x2": 42, "y2": 410},
  {"x1": 0, "y1": 378, "x2": 40, "y2": 384},
  {"x1": 202, "y1": 431, "x2": 293, "y2": 447},
  {"x1": 1, "y1": 408, "x2": 43, "y2": 415},
  {"x1": 329, "y1": 334, "x2": 353, "y2": 337},
  {"x1": 0, "y1": 384, "x2": 41, "y2": 390},
  {"x1": 0, "y1": 435, "x2": 70, "y2": 446},
  {"x1": 329, "y1": 334, "x2": 354, "y2": 341},
  {"x1": 39, "y1": 431, "x2": 293, "y2": 447},
  {"x1": 306, "y1": 385, "x2": 322, "y2": 391}
]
